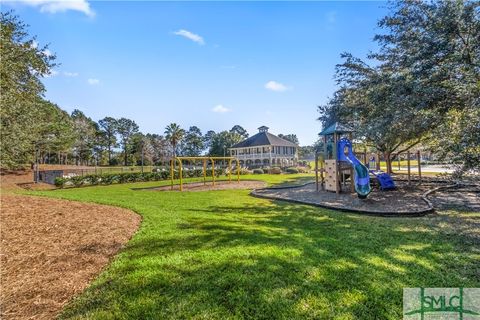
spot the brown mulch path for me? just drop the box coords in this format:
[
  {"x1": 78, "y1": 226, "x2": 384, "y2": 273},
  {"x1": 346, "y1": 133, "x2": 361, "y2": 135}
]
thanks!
[
  {"x1": 149, "y1": 180, "x2": 267, "y2": 192},
  {"x1": 0, "y1": 194, "x2": 141, "y2": 320}
]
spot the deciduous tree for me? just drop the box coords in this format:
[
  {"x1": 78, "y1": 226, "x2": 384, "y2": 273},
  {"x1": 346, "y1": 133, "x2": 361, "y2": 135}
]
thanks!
[
  {"x1": 116, "y1": 118, "x2": 139, "y2": 166},
  {"x1": 98, "y1": 117, "x2": 118, "y2": 165}
]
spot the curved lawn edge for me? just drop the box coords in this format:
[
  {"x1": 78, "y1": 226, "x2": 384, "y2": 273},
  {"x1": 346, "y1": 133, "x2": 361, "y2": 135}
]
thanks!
[{"x1": 250, "y1": 182, "x2": 435, "y2": 217}]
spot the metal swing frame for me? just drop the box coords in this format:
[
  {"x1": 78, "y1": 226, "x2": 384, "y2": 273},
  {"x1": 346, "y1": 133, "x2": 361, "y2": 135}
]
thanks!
[{"x1": 170, "y1": 156, "x2": 240, "y2": 191}]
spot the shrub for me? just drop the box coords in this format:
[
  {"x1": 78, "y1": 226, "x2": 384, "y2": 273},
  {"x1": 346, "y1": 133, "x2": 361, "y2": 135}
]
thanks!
[
  {"x1": 239, "y1": 168, "x2": 252, "y2": 175},
  {"x1": 253, "y1": 169, "x2": 264, "y2": 174},
  {"x1": 285, "y1": 167, "x2": 299, "y2": 174},
  {"x1": 269, "y1": 167, "x2": 282, "y2": 174},
  {"x1": 54, "y1": 177, "x2": 66, "y2": 188},
  {"x1": 297, "y1": 167, "x2": 308, "y2": 173}
]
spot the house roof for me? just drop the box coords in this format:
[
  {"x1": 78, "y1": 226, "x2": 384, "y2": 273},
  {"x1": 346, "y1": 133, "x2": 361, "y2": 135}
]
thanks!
[
  {"x1": 319, "y1": 122, "x2": 354, "y2": 136},
  {"x1": 231, "y1": 131, "x2": 297, "y2": 148}
]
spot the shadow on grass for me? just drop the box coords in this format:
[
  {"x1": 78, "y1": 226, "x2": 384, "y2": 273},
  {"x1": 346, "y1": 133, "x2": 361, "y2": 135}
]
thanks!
[
  {"x1": 61, "y1": 200, "x2": 479, "y2": 319},
  {"x1": 268, "y1": 175, "x2": 316, "y2": 188}
]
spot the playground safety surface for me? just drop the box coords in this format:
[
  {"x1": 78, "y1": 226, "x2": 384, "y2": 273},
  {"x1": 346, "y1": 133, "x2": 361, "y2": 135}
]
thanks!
[{"x1": 251, "y1": 181, "x2": 464, "y2": 216}]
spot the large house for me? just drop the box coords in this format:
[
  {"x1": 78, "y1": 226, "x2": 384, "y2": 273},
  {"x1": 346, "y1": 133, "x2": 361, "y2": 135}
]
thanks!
[{"x1": 229, "y1": 126, "x2": 298, "y2": 167}]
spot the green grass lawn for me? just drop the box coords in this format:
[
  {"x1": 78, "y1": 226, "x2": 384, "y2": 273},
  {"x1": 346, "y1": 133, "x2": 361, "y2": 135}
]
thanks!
[{"x1": 29, "y1": 174, "x2": 478, "y2": 319}]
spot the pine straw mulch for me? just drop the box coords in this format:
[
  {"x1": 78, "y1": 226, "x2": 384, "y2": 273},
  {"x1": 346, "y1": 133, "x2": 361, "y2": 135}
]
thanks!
[{"x1": 0, "y1": 194, "x2": 141, "y2": 320}]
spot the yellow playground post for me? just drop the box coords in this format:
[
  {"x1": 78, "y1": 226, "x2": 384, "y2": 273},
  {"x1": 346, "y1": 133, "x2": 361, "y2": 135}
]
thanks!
[{"x1": 170, "y1": 156, "x2": 240, "y2": 191}]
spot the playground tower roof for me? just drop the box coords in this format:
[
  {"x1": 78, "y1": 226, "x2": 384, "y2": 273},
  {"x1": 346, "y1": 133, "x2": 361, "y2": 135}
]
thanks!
[{"x1": 319, "y1": 122, "x2": 354, "y2": 136}]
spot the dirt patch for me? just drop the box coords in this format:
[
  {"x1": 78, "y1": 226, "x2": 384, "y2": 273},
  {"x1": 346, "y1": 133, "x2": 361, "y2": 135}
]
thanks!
[
  {"x1": 144, "y1": 180, "x2": 267, "y2": 192},
  {"x1": 0, "y1": 169, "x2": 34, "y2": 191},
  {"x1": 0, "y1": 194, "x2": 141, "y2": 320}
]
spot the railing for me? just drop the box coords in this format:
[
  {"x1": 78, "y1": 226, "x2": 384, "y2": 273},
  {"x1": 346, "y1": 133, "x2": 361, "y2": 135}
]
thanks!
[{"x1": 233, "y1": 154, "x2": 296, "y2": 158}]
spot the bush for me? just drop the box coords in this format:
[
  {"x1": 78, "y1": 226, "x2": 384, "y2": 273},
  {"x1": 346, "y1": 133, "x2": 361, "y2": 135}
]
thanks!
[
  {"x1": 268, "y1": 167, "x2": 282, "y2": 174},
  {"x1": 228, "y1": 167, "x2": 251, "y2": 175},
  {"x1": 253, "y1": 169, "x2": 264, "y2": 174},
  {"x1": 238, "y1": 167, "x2": 252, "y2": 175},
  {"x1": 297, "y1": 167, "x2": 308, "y2": 173},
  {"x1": 54, "y1": 177, "x2": 66, "y2": 188},
  {"x1": 285, "y1": 167, "x2": 299, "y2": 174}
]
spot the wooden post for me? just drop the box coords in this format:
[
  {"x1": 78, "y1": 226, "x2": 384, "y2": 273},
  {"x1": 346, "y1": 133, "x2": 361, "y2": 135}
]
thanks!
[
  {"x1": 333, "y1": 133, "x2": 340, "y2": 194},
  {"x1": 228, "y1": 159, "x2": 232, "y2": 182},
  {"x1": 417, "y1": 150, "x2": 422, "y2": 183},
  {"x1": 315, "y1": 153, "x2": 319, "y2": 192},
  {"x1": 211, "y1": 159, "x2": 215, "y2": 186},
  {"x1": 320, "y1": 157, "x2": 325, "y2": 190},
  {"x1": 407, "y1": 151, "x2": 411, "y2": 184},
  {"x1": 170, "y1": 159, "x2": 174, "y2": 190},
  {"x1": 324, "y1": 135, "x2": 327, "y2": 159},
  {"x1": 236, "y1": 159, "x2": 240, "y2": 183},
  {"x1": 350, "y1": 166, "x2": 355, "y2": 193},
  {"x1": 397, "y1": 154, "x2": 401, "y2": 171},
  {"x1": 179, "y1": 160, "x2": 183, "y2": 191},
  {"x1": 203, "y1": 159, "x2": 206, "y2": 185}
]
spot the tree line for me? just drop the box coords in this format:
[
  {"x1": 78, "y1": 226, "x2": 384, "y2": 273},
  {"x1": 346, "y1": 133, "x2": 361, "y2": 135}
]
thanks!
[
  {"x1": 318, "y1": 0, "x2": 479, "y2": 176},
  {"x1": 0, "y1": 11, "x2": 306, "y2": 168}
]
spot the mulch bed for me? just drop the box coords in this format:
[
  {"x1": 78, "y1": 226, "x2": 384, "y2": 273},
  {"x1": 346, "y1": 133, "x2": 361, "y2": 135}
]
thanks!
[
  {"x1": 428, "y1": 185, "x2": 480, "y2": 212},
  {"x1": 252, "y1": 181, "x2": 435, "y2": 215},
  {"x1": 142, "y1": 180, "x2": 267, "y2": 192},
  {"x1": 0, "y1": 194, "x2": 141, "y2": 320}
]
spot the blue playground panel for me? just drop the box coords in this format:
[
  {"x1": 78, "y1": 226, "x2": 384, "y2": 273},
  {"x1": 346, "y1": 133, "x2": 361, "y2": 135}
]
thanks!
[
  {"x1": 370, "y1": 171, "x2": 396, "y2": 190},
  {"x1": 337, "y1": 138, "x2": 372, "y2": 198}
]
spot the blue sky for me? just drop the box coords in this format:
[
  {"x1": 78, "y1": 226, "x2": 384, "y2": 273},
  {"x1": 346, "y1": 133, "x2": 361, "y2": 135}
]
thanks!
[{"x1": 3, "y1": 1, "x2": 388, "y2": 145}]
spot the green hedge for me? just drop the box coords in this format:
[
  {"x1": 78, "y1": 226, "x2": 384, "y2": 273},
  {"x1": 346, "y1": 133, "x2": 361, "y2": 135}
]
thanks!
[
  {"x1": 269, "y1": 167, "x2": 282, "y2": 174},
  {"x1": 285, "y1": 167, "x2": 299, "y2": 174},
  {"x1": 55, "y1": 168, "x2": 227, "y2": 188}
]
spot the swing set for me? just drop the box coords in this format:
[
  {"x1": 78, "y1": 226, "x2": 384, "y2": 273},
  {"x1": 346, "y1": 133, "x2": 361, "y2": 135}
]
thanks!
[{"x1": 170, "y1": 156, "x2": 240, "y2": 191}]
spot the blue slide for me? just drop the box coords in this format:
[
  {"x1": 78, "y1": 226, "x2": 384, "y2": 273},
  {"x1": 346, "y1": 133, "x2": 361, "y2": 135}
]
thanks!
[
  {"x1": 337, "y1": 138, "x2": 371, "y2": 199},
  {"x1": 370, "y1": 170, "x2": 396, "y2": 190}
]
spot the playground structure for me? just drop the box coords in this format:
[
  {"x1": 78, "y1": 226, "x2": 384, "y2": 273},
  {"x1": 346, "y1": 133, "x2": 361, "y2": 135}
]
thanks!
[
  {"x1": 170, "y1": 156, "x2": 240, "y2": 191},
  {"x1": 315, "y1": 123, "x2": 372, "y2": 198},
  {"x1": 314, "y1": 122, "x2": 423, "y2": 198}
]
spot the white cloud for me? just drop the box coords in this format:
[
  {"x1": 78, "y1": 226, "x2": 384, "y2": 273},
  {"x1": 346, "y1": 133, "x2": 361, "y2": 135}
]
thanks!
[
  {"x1": 12, "y1": 0, "x2": 95, "y2": 17},
  {"x1": 31, "y1": 40, "x2": 39, "y2": 49},
  {"x1": 44, "y1": 69, "x2": 59, "y2": 78},
  {"x1": 64, "y1": 71, "x2": 79, "y2": 77},
  {"x1": 212, "y1": 104, "x2": 231, "y2": 113},
  {"x1": 42, "y1": 49, "x2": 53, "y2": 57},
  {"x1": 173, "y1": 29, "x2": 205, "y2": 45},
  {"x1": 264, "y1": 80, "x2": 290, "y2": 92},
  {"x1": 87, "y1": 78, "x2": 100, "y2": 85}
]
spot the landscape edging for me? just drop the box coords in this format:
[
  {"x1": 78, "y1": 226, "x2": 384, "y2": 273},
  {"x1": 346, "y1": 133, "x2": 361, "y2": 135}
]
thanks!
[{"x1": 250, "y1": 183, "x2": 435, "y2": 217}]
